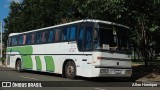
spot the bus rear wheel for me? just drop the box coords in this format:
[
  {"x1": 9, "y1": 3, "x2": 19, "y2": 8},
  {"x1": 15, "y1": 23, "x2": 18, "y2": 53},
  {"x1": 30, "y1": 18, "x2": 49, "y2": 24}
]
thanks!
[
  {"x1": 16, "y1": 60, "x2": 22, "y2": 72},
  {"x1": 65, "y1": 61, "x2": 76, "y2": 79}
]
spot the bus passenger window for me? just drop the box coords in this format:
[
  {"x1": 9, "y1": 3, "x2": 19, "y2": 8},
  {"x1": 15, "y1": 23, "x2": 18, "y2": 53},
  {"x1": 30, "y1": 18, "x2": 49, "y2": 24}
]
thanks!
[
  {"x1": 62, "y1": 26, "x2": 69, "y2": 41},
  {"x1": 23, "y1": 35, "x2": 26, "y2": 45},
  {"x1": 18, "y1": 35, "x2": 23, "y2": 45},
  {"x1": 77, "y1": 28, "x2": 84, "y2": 51},
  {"x1": 44, "y1": 31, "x2": 48, "y2": 43},
  {"x1": 26, "y1": 34, "x2": 31, "y2": 45},
  {"x1": 35, "y1": 32, "x2": 42, "y2": 44},
  {"x1": 68, "y1": 26, "x2": 76, "y2": 41},
  {"x1": 8, "y1": 38, "x2": 11, "y2": 46},
  {"x1": 31, "y1": 33, "x2": 34, "y2": 44},
  {"x1": 84, "y1": 27, "x2": 93, "y2": 50},
  {"x1": 11, "y1": 37, "x2": 13, "y2": 46},
  {"x1": 11, "y1": 36, "x2": 18, "y2": 46},
  {"x1": 48, "y1": 30, "x2": 54, "y2": 43},
  {"x1": 42, "y1": 32, "x2": 45, "y2": 43},
  {"x1": 55, "y1": 28, "x2": 62, "y2": 42}
]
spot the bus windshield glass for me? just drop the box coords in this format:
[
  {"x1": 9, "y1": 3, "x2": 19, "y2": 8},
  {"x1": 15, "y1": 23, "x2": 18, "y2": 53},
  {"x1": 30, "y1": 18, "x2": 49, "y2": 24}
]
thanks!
[{"x1": 94, "y1": 23, "x2": 130, "y2": 53}]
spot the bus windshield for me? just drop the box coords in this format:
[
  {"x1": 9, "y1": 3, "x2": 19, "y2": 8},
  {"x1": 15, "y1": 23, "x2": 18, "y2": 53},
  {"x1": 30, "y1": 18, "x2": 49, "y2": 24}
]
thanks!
[{"x1": 94, "y1": 23, "x2": 130, "y2": 53}]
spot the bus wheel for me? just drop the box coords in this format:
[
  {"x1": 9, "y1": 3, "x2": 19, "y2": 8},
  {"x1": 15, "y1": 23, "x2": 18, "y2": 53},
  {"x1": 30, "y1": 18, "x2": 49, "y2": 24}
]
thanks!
[
  {"x1": 65, "y1": 61, "x2": 76, "y2": 79},
  {"x1": 16, "y1": 60, "x2": 22, "y2": 72}
]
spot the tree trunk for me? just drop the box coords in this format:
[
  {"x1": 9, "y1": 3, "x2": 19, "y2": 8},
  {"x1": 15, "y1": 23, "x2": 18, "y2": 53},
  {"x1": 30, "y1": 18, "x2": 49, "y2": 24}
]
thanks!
[
  {"x1": 144, "y1": 52, "x2": 149, "y2": 71},
  {"x1": 134, "y1": 47, "x2": 136, "y2": 60},
  {"x1": 140, "y1": 16, "x2": 149, "y2": 71}
]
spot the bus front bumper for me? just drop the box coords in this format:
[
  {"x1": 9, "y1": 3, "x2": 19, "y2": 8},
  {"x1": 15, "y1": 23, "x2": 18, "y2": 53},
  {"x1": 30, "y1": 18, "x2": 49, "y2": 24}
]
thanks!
[{"x1": 93, "y1": 67, "x2": 132, "y2": 77}]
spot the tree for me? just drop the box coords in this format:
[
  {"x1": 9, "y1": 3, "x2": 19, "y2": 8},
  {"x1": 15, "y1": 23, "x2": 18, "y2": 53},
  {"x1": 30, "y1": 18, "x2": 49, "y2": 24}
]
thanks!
[{"x1": 3, "y1": 0, "x2": 160, "y2": 69}]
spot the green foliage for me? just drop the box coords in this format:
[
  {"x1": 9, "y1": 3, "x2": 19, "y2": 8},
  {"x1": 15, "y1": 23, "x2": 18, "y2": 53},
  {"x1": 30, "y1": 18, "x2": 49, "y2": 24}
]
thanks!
[{"x1": 3, "y1": 0, "x2": 160, "y2": 66}]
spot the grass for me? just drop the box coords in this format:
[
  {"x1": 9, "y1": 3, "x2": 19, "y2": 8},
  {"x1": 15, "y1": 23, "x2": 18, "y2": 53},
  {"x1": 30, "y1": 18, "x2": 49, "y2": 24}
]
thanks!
[
  {"x1": 0, "y1": 58, "x2": 2, "y2": 61},
  {"x1": 0, "y1": 58, "x2": 5, "y2": 62},
  {"x1": 132, "y1": 60, "x2": 160, "y2": 75}
]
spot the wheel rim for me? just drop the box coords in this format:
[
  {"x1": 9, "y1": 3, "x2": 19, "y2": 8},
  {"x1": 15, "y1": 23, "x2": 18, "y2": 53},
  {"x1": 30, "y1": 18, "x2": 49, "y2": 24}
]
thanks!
[{"x1": 67, "y1": 64, "x2": 74, "y2": 76}]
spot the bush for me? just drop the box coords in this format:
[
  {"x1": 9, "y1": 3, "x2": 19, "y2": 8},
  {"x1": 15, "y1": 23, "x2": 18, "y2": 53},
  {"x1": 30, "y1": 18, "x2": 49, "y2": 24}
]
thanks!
[{"x1": 0, "y1": 58, "x2": 5, "y2": 65}]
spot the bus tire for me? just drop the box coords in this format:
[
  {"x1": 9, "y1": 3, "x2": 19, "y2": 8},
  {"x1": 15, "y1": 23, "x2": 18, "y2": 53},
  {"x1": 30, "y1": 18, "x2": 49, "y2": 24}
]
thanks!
[
  {"x1": 65, "y1": 61, "x2": 76, "y2": 79},
  {"x1": 16, "y1": 60, "x2": 22, "y2": 72}
]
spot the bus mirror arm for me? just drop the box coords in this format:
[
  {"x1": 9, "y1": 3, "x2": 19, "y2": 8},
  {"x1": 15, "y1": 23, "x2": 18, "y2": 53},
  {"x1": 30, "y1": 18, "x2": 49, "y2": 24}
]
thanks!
[{"x1": 68, "y1": 41, "x2": 76, "y2": 44}]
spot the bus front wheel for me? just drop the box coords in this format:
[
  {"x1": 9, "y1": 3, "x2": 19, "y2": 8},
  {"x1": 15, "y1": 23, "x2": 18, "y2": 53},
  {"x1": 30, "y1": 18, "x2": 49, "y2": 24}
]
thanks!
[{"x1": 65, "y1": 61, "x2": 76, "y2": 79}]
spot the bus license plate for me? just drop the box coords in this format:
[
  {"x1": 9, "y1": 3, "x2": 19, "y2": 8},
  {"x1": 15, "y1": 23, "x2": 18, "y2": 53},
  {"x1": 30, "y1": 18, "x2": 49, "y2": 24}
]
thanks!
[
  {"x1": 114, "y1": 70, "x2": 122, "y2": 74},
  {"x1": 110, "y1": 69, "x2": 123, "y2": 74}
]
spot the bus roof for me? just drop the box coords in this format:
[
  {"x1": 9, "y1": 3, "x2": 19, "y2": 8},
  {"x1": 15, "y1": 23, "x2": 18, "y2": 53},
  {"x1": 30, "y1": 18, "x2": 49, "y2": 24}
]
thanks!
[{"x1": 9, "y1": 19, "x2": 129, "y2": 37}]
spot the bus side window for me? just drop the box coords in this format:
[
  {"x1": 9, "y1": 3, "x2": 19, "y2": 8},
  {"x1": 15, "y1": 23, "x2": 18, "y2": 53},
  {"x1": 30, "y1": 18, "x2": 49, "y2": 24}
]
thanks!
[
  {"x1": 77, "y1": 28, "x2": 84, "y2": 51},
  {"x1": 11, "y1": 37, "x2": 14, "y2": 46},
  {"x1": 11, "y1": 36, "x2": 18, "y2": 46},
  {"x1": 23, "y1": 34, "x2": 26, "y2": 45},
  {"x1": 18, "y1": 35, "x2": 23, "y2": 45},
  {"x1": 26, "y1": 33, "x2": 31, "y2": 45},
  {"x1": 8, "y1": 38, "x2": 11, "y2": 47},
  {"x1": 48, "y1": 30, "x2": 54, "y2": 43},
  {"x1": 31, "y1": 33, "x2": 35, "y2": 44},
  {"x1": 10, "y1": 37, "x2": 14, "y2": 46},
  {"x1": 55, "y1": 28, "x2": 62, "y2": 42},
  {"x1": 62, "y1": 26, "x2": 69, "y2": 41},
  {"x1": 35, "y1": 31, "x2": 42, "y2": 44},
  {"x1": 44, "y1": 30, "x2": 48, "y2": 43},
  {"x1": 68, "y1": 26, "x2": 76, "y2": 41},
  {"x1": 84, "y1": 27, "x2": 93, "y2": 51},
  {"x1": 42, "y1": 31, "x2": 45, "y2": 43}
]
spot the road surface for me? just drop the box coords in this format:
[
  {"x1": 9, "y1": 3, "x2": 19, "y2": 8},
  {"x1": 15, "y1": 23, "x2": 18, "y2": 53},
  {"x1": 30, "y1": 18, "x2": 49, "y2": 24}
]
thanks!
[{"x1": 0, "y1": 67, "x2": 159, "y2": 90}]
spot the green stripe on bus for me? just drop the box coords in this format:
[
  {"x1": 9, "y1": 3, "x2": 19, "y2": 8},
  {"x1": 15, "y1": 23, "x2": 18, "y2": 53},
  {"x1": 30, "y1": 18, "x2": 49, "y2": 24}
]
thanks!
[
  {"x1": 44, "y1": 56, "x2": 55, "y2": 72},
  {"x1": 35, "y1": 56, "x2": 42, "y2": 70},
  {"x1": 7, "y1": 46, "x2": 33, "y2": 69}
]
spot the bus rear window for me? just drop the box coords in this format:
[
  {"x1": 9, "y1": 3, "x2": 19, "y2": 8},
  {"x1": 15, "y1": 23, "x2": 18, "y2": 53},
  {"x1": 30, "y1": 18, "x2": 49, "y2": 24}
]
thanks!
[
  {"x1": 11, "y1": 36, "x2": 18, "y2": 46},
  {"x1": 8, "y1": 38, "x2": 12, "y2": 47},
  {"x1": 18, "y1": 35, "x2": 23, "y2": 45}
]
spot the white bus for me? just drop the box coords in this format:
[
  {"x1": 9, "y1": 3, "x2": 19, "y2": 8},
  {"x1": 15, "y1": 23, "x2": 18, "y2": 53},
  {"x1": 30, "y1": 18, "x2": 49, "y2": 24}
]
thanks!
[{"x1": 6, "y1": 19, "x2": 132, "y2": 79}]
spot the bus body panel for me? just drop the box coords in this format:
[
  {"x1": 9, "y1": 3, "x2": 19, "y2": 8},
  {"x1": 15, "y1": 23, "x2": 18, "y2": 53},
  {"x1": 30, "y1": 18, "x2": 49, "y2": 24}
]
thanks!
[
  {"x1": 92, "y1": 52, "x2": 131, "y2": 67},
  {"x1": 92, "y1": 52, "x2": 132, "y2": 77}
]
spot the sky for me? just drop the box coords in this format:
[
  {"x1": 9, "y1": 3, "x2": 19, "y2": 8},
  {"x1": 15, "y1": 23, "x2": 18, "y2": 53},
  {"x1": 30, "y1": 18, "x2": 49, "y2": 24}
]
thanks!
[{"x1": 0, "y1": 0, "x2": 22, "y2": 22}]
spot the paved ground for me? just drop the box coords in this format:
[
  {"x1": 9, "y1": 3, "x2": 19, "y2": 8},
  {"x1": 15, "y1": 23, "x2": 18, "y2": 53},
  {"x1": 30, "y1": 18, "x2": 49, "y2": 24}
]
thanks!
[
  {"x1": 131, "y1": 65, "x2": 160, "y2": 82},
  {"x1": 0, "y1": 62, "x2": 160, "y2": 90}
]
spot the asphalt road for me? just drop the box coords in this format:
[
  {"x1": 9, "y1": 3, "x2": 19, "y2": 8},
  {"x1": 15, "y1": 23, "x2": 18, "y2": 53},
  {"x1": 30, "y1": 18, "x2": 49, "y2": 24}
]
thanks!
[{"x1": 0, "y1": 67, "x2": 159, "y2": 90}]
